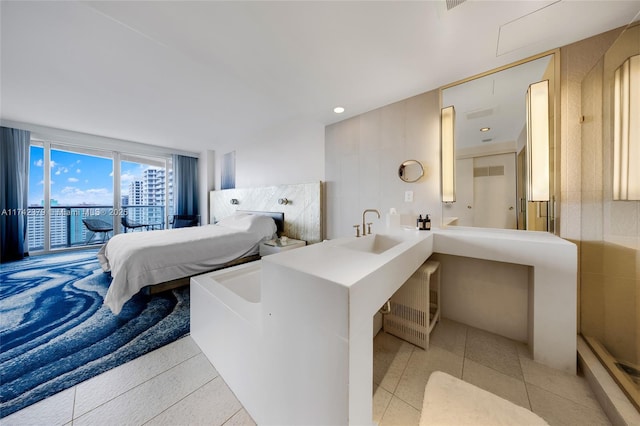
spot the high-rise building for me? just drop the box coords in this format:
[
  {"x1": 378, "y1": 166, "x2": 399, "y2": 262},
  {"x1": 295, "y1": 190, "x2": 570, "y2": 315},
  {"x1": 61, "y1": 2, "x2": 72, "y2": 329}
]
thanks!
[
  {"x1": 127, "y1": 180, "x2": 144, "y2": 223},
  {"x1": 125, "y1": 168, "x2": 173, "y2": 228},
  {"x1": 143, "y1": 168, "x2": 164, "y2": 226},
  {"x1": 27, "y1": 214, "x2": 44, "y2": 251}
]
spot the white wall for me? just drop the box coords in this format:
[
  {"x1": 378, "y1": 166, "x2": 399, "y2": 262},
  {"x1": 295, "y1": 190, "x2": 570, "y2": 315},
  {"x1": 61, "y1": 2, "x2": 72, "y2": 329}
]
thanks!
[
  {"x1": 324, "y1": 90, "x2": 441, "y2": 239},
  {"x1": 211, "y1": 119, "x2": 325, "y2": 191},
  {"x1": 431, "y1": 253, "x2": 530, "y2": 342}
]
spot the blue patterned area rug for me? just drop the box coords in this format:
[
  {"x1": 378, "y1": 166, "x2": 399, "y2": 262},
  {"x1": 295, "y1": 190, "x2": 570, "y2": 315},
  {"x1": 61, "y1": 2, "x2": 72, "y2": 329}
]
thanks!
[{"x1": 0, "y1": 249, "x2": 190, "y2": 418}]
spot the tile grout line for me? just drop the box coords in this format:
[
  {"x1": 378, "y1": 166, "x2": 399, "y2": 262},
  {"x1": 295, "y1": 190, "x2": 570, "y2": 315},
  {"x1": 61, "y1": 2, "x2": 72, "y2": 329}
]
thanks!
[
  {"x1": 221, "y1": 407, "x2": 244, "y2": 426},
  {"x1": 518, "y1": 348, "x2": 606, "y2": 413},
  {"x1": 142, "y1": 377, "x2": 219, "y2": 426},
  {"x1": 72, "y1": 350, "x2": 205, "y2": 423},
  {"x1": 392, "y1": 344, "x2": 415, "y2": 395},
  {"x1": 461, "y1": 325, "x2": 469, "y2": 379},
  {"x1": 518, "y1": 349, "x2": 535, "y2": 412},
  {"x1": 377, "y1": 336, "x2": 415, "y2": 423},
  {"x1": 70, "y1": 386, "x2": 77, "y2": 426}
]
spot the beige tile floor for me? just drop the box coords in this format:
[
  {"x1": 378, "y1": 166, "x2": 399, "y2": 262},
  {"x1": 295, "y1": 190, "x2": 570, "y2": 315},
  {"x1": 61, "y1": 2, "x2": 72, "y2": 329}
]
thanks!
[
  {"x1": 3, "y1": 336, "x2": 255, "y2": 426},
  {"x1": 5, "y1": 318, "x2": 612, "y2": 426},
  {"x1": 373, "y1": 318, "x2": 612, "y2": 426}
]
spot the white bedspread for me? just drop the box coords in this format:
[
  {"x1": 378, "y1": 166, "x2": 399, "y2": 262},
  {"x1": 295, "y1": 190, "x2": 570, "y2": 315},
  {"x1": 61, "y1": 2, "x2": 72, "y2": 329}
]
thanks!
[{"x1": 98, "y1": 224, "x2": 267, "y2": 314}]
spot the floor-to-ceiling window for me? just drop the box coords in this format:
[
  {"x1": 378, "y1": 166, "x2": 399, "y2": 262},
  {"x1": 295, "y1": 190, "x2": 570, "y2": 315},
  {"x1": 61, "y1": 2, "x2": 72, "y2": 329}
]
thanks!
[
  {"x1": 120, "y1": 154, "x2": 172, "y2": 233},
  {"x1": 27, "y1": 139, "x2": 173, "y2": 253},
  {"x1": 49, "y1": 145, "x2": 114, "y2": 249},
  {"x1": 27, "y1": 143, "x2": 45, "y2": 251}
]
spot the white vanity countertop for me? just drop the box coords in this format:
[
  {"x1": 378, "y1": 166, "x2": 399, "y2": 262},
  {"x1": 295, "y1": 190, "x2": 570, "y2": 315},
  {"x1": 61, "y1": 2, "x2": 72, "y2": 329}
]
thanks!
[
  {"x1": 262, "y1": 225, "x2": 576, "y2": 293},
  {"x1": 433, "y1": 225, "x2": 577, "y2": 269},
  {"x1": 435, "y1": 225, "x2": 575, "y2": 244},
  {"x1": 262, "y1": 228, "x2": 434, "y2": 287}
]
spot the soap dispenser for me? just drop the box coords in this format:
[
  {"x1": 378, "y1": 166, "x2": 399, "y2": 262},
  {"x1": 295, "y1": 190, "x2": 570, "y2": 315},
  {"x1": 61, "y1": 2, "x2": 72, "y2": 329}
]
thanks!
[
  {"x1": 387, "y1": 208, "x2": 401, "y2": 229},
  {"x1": 425, "y1": 214, "x2": 431, "y2": 230},
  {"x1": 417, "y1": 214, "x2": 423, "y2": 229}
]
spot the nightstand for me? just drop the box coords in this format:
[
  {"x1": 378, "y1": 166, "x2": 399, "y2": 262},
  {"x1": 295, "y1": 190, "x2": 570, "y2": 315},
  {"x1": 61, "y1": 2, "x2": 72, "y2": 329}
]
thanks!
[{"x1": 259, "y1": 238, "x2": 306, "y2": 256}]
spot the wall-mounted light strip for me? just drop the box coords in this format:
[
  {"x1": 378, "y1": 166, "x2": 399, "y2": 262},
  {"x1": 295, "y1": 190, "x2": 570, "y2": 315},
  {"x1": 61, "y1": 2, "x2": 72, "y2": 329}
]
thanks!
[
  {"x1": 441, "y1": 106, "x2": 456, "y2": 203},
  {"x1": 526, "y1": 80, "x2": 550, "y2": 202},
  {"x1": 613, "y1": 54, "x2": 639, "y2": 201}
]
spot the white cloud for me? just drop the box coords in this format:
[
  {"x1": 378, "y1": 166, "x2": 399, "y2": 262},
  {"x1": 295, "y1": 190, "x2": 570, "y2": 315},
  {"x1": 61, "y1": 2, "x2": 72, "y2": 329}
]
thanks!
[
  {"x1": 34, "y1": 159, "x2": 43, "y2": 167},
  {"x1": 86, "y1": 188, "x2": 110, "y2": 195},
  {"x1": 55, "y1": 186, "x2": 112, "y2": 205},
  {"x1": 68, "y1": 177, "x2": 79, "y2": 183},
  {"x1": 120, "y1": 172, "x2": 137, "y2": 183},
  {"x1": 76, "y1": 169, "x2": 81, "y2": 173}
]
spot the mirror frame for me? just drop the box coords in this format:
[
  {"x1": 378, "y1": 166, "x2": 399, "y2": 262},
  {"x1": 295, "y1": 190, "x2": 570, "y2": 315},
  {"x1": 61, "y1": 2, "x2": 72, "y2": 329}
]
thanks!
[
  {"x1": 439, "y1": 49, "x2": 560, "y2": 234},
  {"x1": 398, "y1": 159, "x2": 424, "y2": 183}
]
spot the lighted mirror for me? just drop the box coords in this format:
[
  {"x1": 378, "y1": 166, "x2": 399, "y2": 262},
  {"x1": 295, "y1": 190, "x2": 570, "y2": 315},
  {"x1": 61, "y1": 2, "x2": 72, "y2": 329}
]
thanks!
[
  {"x1": 613, "y1": 54, "x2": 639, "y2": 200},
  {"x1": 398, "y1": 160, "x2": 424, "y2": 183},
  {"x1": 440, "y1": 52, "x2": 557, "y2": 232}
]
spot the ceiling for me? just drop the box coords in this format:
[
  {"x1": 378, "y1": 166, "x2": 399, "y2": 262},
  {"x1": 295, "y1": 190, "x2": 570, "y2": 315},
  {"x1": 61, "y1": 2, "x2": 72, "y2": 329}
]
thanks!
[
  {"x1": 1, "y1": 1, "x2": 639, "y2": 154},
  {"x1": 443, "y1": 54, "x2": 553, "y2": 150}
]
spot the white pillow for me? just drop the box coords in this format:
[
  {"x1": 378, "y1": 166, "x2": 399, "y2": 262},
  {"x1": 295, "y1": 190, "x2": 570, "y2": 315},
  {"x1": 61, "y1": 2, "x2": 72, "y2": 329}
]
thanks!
[{"x1": 216, "y1": 213, "x2": 277, "y2": 239}]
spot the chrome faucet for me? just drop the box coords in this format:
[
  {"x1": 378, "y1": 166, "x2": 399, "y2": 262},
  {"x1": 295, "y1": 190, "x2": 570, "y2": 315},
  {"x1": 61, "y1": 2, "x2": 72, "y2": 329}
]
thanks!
[{"x1": 362, "y1": 209, "x2": 380, "y2": 236}]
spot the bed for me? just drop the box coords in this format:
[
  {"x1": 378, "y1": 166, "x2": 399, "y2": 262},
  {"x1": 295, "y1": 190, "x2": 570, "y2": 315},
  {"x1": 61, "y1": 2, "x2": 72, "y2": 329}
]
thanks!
[{"x1": 98, "y1": 211, "x2": 284, "y2": 314}]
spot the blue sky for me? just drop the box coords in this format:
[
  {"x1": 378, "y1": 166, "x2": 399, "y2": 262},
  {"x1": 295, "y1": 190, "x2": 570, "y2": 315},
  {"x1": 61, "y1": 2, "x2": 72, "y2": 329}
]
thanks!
[{"x1": 29, "y1": 147, "x2": 155, "y2": 206}]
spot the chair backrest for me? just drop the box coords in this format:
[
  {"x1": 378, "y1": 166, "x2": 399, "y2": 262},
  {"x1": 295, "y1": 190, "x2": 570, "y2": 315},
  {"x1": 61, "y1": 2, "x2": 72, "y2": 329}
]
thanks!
[
  {"x1": 83, "y1": 218, "x2": 112, "y2": 232},
  {"x1": 172, "y1": 214, "x2": 199, "y2": 228}
]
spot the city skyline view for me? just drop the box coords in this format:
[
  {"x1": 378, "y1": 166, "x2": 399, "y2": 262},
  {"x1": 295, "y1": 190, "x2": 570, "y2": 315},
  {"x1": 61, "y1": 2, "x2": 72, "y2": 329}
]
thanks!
[
  {"x1": 26, "y1": 145, "x2": 173, "y2": 251},
  {"x1": 29, "y1": 146, "x2": 169, "y2": 207}
]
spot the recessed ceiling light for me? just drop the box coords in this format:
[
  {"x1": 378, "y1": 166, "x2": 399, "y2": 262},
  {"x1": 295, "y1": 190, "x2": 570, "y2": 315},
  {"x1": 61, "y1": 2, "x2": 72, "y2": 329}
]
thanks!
[
  {"x1": 333, "y1": 106, "x2": 345, "y2": 114},
  {"x1": 480, "y1": 127, "x2": 490, "y2": 132}
]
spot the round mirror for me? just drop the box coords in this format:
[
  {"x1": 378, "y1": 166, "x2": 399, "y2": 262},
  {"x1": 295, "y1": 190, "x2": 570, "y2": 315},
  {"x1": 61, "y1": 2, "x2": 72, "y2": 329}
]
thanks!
[{"x1": 398, "y1": 160, "x2": 424, "y2": 182}]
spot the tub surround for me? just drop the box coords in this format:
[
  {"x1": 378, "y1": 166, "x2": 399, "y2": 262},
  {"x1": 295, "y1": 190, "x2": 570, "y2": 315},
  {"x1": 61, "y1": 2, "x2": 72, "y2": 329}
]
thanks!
[{"x1": 191, "y1": 226, "x2": 577, "y2": 425}]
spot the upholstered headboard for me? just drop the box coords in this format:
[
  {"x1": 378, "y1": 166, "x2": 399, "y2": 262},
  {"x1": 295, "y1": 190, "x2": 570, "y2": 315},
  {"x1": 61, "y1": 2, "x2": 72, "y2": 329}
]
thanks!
[{"x1": 210, "y1": 182, "x2": 323, "y2": 243}]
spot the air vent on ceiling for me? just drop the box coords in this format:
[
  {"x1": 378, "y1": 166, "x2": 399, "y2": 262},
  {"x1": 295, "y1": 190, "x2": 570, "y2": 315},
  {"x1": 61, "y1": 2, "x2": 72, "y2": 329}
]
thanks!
[
  {"x1": 474, "y1": 166, "x2": 505, "y2": 177},
  {"x1": 466, "y1": 108, "x2": 494, "y2": 120},
  {"x1": 446, "y1": 0, "x2": 467, "y2": 11},
  {"x1": 481, "y1": 138, "x2": 493, "y2": 143}
]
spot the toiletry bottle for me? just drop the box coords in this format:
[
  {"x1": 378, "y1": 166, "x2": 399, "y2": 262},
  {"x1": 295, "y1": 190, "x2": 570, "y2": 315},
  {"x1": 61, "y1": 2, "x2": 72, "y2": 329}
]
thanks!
[
  {"x1": 425, "y1": 214, "x2": 431, "y2": 230},
  {"x1": 417, "y1": 214, "x2": 422, "y2": 229}
]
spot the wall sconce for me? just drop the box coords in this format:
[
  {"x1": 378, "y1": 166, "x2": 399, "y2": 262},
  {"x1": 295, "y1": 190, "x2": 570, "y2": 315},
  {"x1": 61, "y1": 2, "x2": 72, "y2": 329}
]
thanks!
[
  {"x1": 230, "y1": 198, "x2": 239, "y2": 205},
  {"x1": 613, "y1": 54, "x2": 639, "y2": 201},
  {"x1": 441, "y1": 106, "x2": 456, "y2": 203},
  {"x1": 278, "y1": 198, "x2": 289, "y2": 205},
  {"x1": 526, "y1": 80, "x2": 550, "y2": 202}
]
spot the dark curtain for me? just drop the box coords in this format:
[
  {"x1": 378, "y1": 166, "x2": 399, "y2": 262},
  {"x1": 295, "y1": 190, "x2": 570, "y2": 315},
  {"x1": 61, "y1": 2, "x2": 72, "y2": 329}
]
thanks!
[
  {"x1": 172, "y1": 154, "x2": 199, "y2": 216},
  {"x1": 1, "y1": 127, "x2": 31, "y2": 262}
]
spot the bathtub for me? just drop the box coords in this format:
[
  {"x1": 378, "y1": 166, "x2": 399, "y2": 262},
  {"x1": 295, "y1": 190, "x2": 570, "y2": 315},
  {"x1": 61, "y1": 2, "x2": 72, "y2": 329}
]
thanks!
[
  {"x1": 190, "y1": 261, "x2": 265, "y2": 420},
  {"x1": 192, "y1": 261, "x2": 261, "y2": 327}
]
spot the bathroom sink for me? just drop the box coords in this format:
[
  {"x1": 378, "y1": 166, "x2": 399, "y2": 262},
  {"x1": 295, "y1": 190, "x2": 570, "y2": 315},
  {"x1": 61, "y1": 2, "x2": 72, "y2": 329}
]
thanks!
[{"x1": 340, "y1": 234, "x2": 405, "y2": 254}]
